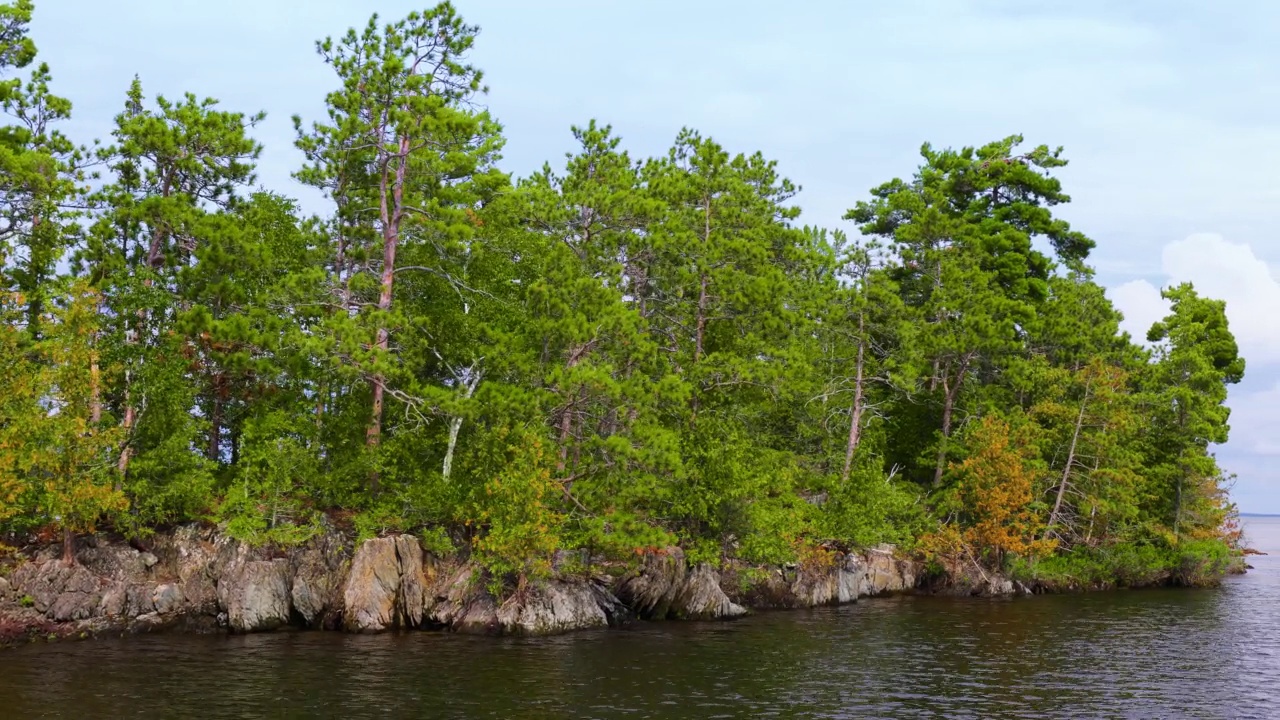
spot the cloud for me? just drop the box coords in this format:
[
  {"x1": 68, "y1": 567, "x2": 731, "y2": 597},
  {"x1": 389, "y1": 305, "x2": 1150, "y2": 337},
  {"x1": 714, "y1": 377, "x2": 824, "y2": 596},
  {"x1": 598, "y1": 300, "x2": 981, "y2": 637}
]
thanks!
[
  {"x1": 1218, "y1": 374, "x2": 1280, "y2": 511},
  {"x1": 1228, "y1": 381, "x2": 1280, "y2": 457},
  {"x1": 1111, "y1": 279, "x2": 1168, "y2": 342},
  {"x1": 1108, "y1": 234, "x2": 1280, "y2": 364},
  {"x1": 1109, "y1": 234, "x2": 1280, "y2": 512}
]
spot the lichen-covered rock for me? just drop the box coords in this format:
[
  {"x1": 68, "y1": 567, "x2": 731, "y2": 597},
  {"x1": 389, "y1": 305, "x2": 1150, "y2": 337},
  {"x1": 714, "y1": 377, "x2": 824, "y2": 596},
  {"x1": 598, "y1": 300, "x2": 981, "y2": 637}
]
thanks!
[
  {"x1": 614, "y1": 550, "x2": 745, "y2": 620},
  {"x1": 0, "y1": 525, "x2": 942, "y2": 646},
  {"x1": 673, "y1": 564, "x2": 746, "y2": 620},
  {"x1": 11, "y1": 561, "x2": 103, "y2": 621},
  {"x1": 219, "y1": 560, "x2": 292, "y2": 632},
  {"x1": 290, "y1": 526, "x2": 350, "y2": 628},
  {"x1": 862, "y1": 545, "x2": 915, "y2": 595},
  {"x1": 152, "y1": 584, "x2": 183, "y2": 615},
  {"x1": 791, "y1": 553, "x2": 866, "y2": 607},
  {"x1": 122, "y1": 583, "x2": 156, "y2": 619},
  {"x1": 342, "y1": 535, "x2": 426, "y2": 632},
  {"x1": 158, "y1": 525, "x2": 220, "y2": 615},
  {"x1": 495, "y1": 579, "x2": 627, "y2": 635},
  {"x1": 613, "y1": 549, "x2": 686, "y2": 619},
  {"x1": 924, "y1": 563, "x2": 1020, "y2": 598},
  {"x1": 393, "y1": 535, "x2": 427, "y2": 628},
  {"x1": 424, "y1": 564, "x2": 628, "y2": 636},
  {"x1": 424, "y1": 564, "x2": 498, "y2": 633}
]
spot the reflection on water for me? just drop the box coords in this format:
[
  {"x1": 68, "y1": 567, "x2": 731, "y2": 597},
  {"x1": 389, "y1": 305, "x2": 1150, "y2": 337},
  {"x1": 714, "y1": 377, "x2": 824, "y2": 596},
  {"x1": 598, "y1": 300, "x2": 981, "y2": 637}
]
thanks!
[{"x1": 3, "y1": 517, "x2": 1279, "y2": 719}]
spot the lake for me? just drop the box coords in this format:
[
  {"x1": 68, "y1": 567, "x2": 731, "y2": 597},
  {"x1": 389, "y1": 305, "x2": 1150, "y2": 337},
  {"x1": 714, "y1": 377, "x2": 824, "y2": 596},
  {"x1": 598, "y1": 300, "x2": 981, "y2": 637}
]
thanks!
[{"x1": 2, "y1": 517, "x2": 1278, "y2": 719}]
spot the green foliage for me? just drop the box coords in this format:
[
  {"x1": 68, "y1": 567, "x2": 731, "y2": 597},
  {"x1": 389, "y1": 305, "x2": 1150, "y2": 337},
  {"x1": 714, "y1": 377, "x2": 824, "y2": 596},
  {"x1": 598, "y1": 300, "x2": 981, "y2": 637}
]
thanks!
[
  {"x1": 0, "y1": 1, "x2": 1246, "y2": 592},
  {"x1": 467, "y1": 425, "x2": 565, "y2": 594},
  {"x1": 0, "y1": 290, "x2": 38, "y2": 526},
  {"x1": 30, "y1": 282, "x2": 129, "y2": 539},
  {"x1": 1009, "y1": 537, "x2": 1235, "y2": 589},
  {"x1": 818, "y1": 461, "x2": 926, "y2": 550},
  {"x1": 217, "y1": 410, "x2": 322, "y2": 546}
]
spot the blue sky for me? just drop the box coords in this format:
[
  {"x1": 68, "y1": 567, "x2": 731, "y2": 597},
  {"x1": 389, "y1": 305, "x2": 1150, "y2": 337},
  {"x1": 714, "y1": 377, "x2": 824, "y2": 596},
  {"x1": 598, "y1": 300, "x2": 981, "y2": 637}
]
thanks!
[{"x1": 32, "y1": 1, "x2": 1280, "y2": 511}]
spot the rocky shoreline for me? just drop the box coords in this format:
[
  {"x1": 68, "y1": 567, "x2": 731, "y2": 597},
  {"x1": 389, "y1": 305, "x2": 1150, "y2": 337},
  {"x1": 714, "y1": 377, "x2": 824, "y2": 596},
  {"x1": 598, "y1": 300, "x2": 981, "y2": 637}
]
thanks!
[{"x1": 0, "y1": 524, "x2": 1235, "y2": 648}]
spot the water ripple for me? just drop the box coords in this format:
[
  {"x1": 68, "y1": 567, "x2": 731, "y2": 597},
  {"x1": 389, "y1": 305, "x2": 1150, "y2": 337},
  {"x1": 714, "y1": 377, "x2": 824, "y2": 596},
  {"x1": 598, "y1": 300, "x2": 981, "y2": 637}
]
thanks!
[{"x1": 3, "y1": 519, "x2": 1280, "y2": 718}]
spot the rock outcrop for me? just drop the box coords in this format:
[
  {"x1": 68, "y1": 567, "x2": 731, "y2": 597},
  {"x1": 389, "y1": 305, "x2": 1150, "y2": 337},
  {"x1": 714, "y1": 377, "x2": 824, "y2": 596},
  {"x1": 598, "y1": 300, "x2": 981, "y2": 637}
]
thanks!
[
  {"x1": 919, "y1": 560, "x2": 1029, "y2": 598},
  {"x1": 862, "y1": 544, "x2": 917, "y2": 595},
  {"x1": 494, "y1": 579, "x2": 627, "y2": 635},
  {"x1": 721, "y1": 544, "x2": 918, "y2": 610},
  {"x1": 219, "y1": 560, "x2": 293, "y2": 632},
  {"x1": 334, "y1": 535, "x2": 629, "y2": 635},
  {"x1": 614, "y1": 548, "x2": 747, "y2": 620},
  {"x1": 342, "y1": 535, "x2": 425, "y2": 633},
  {"x1": 0, "y1": 527, "x2": 929, "y2": 646}
]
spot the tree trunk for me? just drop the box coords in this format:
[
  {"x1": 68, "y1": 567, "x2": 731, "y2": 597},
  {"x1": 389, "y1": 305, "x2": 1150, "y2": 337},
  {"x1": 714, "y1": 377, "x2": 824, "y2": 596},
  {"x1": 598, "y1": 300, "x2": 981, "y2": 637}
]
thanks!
[
  {"x1": 842, "y1": 317, "x2": 867, "y2": 484},
  {"x1": 932, "y1": 395, "x2": 953, "y2": 487},
  {"x1": 366, "y1": 135, "x2": 410, "y2": 492},
  {"x1": 557, "y1": 395, "x2": 575, "y2": 474},
  {"x1": 61, "y1": 527, "x2": 75, "y2": 566},
  {"x1": 207, "y1": 379, "x2": 223, "y2": 463},
  {"x1": 441, "y1": 368, "x2": 481, "y2": 482},
  {"x1": 1045, "y1": 383, "x2": 1091, "y2": 541},
  {"x1": 117, "y1": 376, "x2": 134, "y2": 484},
  {"x1": 90, "y1": 357, "x2": 101, "y2": 425},
  {"x1": 230, "y1": 426, "x2": 241, "y2": 467},
  {"x1": 932, "y1": 356, "x2": 971, "y2": 487}
]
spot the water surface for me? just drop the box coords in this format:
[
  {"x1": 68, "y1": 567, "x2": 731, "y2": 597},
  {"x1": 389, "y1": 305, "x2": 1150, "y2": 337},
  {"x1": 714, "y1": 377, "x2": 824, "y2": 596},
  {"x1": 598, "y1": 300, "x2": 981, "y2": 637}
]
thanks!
[{"x1": 3, "y1": 518, "x2": 1279, "y2": 718}]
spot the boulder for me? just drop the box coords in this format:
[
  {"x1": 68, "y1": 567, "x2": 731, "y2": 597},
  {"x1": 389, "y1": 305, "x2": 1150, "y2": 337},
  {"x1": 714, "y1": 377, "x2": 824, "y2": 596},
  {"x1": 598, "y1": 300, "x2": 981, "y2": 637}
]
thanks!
[
  {"x1": 152, "y1": 584, "x2": 183, "y2": 615},
  {"x1": 424, "y1": 564, "x2": 499, "y2": 634},
  {"x1": 495, "y1": 578, "x2": 627, "y2": 635},
  {"x1": 790, "y1": 553, "x2": 866, "y2": 607},
  {"x1": 159, "y1": 525, "x2": 220, "y2": 615},
  {"x1": 425, "y1": 564, "x2": 628, "y2": 636},
  {"x1": 11, "y1": 560, "x2": 103, "y2": 621},
  {"x1": 123, "y1": 583, "x2": 156, "y2": 618},
  {"x1": 219, "y1": 559, "x2": 292, "y2": 632},
  {"x1": 614, "y1": 550, "x2": 745, "y2": 620},
  {"x1": 342, "y1": 535, "x2": 426, "y2": 632},
  {"x1": 673, "y1": 564, "x2": 747, "y2": 620},
  {"x1": 862, "y1": 545, "x2": 915, "y2": 595},
  {"x1": 290, "y1": 527, "x2": 351, "y2": 628},
  {"x1": 613, "y1": 549, "x2": 686, "y2": 619},
  {"x1": 76, "y1": 543, "x2": 152, "y2": 581}
]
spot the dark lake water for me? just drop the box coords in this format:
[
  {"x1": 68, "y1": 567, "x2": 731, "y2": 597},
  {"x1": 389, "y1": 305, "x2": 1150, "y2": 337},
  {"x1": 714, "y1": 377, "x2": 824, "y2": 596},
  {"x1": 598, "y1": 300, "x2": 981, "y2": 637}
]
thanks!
[{"x1": 3, "y1": 518, "x2": 1279, "y2": 719}]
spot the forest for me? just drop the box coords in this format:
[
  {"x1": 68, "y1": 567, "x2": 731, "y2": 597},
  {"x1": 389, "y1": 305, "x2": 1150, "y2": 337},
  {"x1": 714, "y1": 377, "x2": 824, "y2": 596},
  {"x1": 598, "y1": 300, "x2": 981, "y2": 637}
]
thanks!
[{"x1": 0, "y1": 1, "x2": 1247, "y2": 588}]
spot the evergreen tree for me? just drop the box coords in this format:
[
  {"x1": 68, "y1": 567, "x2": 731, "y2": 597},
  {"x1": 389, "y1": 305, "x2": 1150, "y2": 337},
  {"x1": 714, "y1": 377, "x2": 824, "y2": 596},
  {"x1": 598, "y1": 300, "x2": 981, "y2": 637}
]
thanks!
[{"x1": 294, "y1": 3, "x2": 505, "y2": 493}]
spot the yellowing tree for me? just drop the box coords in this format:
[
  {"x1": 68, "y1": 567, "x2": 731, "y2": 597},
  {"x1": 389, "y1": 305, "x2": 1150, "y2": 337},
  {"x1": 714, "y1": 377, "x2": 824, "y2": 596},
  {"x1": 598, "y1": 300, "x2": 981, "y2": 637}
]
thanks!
[
  {"x1": 33, "y1": 282, "x2": 128, "y2": 564},
  {"x1": 953, "y1": 415, "x2": 1055, "y2": 566},
  {"x1": 0, "y1": 290, "x2": 37, "y2": 528}
]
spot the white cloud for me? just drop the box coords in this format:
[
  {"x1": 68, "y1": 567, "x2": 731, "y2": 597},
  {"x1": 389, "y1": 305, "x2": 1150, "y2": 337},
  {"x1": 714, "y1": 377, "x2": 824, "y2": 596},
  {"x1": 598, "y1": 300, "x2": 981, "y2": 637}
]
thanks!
[
  {"x1": 1111, "y1": 279, "x2": 1168, "y2": 342},
  {"x1": 1228, "y1": 381, "x2": 1280, "y2": 457},
  {"x1": 1108, "y1": 234, "x2": 1280, "y2": 365}
]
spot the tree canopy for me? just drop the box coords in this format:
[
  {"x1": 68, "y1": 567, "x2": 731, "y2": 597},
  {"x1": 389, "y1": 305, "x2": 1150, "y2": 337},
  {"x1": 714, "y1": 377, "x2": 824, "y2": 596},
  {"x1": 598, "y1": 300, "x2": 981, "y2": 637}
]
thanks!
[{"x1": 0, "y1": 2, "x2": 1246, "y2": 585}]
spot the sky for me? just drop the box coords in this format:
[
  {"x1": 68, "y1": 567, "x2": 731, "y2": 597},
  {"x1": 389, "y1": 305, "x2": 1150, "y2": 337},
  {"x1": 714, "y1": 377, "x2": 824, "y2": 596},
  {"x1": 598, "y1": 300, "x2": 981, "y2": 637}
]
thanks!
[{"x1": 31, "y1": 1, "x2": 1280, "y2": 511}]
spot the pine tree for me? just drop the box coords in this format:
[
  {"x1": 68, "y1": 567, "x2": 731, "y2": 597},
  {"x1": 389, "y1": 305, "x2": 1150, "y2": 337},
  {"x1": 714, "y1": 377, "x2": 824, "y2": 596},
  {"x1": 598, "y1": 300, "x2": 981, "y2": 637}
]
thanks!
[
  {"x1": 78, "y1": 78, "x2": 263, "y2": 523},
  {"x1": 849, "y1": 136, "x2": 1097, "y2": 487},
  {"x1": 0, "y1": 0, "x2": 82, "y2": 338},
  {"x1": 294, "y1": 3, "x2": 504, "y2": 493},
  {"x1": 1141, "y1": 283, "x2": 1244, "y2": 541}
]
